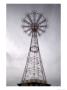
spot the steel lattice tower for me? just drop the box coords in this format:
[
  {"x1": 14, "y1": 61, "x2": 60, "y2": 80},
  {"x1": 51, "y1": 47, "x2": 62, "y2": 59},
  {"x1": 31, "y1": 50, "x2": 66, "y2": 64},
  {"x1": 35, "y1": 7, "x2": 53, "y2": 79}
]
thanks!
[{"x1": 18, "y1": 11, "x2": 50, "y2": 86}]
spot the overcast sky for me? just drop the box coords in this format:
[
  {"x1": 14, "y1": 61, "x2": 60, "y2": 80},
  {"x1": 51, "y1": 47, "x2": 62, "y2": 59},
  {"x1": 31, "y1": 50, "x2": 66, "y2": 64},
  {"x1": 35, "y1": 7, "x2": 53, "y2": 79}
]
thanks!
[{"x1": 6, "y1": 4, "x2": 61, "y2": 86}]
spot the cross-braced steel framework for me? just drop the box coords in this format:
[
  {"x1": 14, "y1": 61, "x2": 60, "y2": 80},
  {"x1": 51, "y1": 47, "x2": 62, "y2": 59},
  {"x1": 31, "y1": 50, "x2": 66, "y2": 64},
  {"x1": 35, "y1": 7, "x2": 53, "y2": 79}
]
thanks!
[{"x1": 18, "y1": 11, "x2": 50, "y2": 86}]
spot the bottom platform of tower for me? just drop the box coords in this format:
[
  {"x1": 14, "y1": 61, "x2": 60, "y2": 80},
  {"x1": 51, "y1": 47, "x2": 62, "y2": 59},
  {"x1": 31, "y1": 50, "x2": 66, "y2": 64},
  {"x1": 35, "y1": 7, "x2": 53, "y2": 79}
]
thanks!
[{"x1": 17, "y1": 79, "x2": 51, "y2": 86}]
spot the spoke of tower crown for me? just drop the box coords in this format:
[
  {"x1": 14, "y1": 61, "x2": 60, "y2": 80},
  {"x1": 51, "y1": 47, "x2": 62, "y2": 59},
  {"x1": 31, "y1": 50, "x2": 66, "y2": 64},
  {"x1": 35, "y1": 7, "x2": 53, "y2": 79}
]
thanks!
[
  {"x1": 26, "y1": 14, "x2": 33, "y2": 23},
  {"x1": 38, "y1": 18, "x2": 46, "y2": 25},
  {"x1": 33, "y1": 11, "x2": 36, "y2": 23},
  {"x1": 37, "y1": 31, "x2": 41, "y2": 36},
  {"x1": 39, "y1": 25, "x2": 47, "y2": 27},
  {"x1": 24, "y1": 28, "x2": 31, "y2": 33},
  {"x1": 28, "y1": 31, "x2": 32, "y2": 36},
  {"x1": 22, "y1": 25, "x2": 31, "y2": 28},
  {"x1": 36, "y1": 14, "x2": 42, "y2": 23},
  {"x1": 38, "y1": 28, "x2": 45, "y2": 32},
  {"x1": 23, "y1": 19, "x2": 31, "y2": 25}
]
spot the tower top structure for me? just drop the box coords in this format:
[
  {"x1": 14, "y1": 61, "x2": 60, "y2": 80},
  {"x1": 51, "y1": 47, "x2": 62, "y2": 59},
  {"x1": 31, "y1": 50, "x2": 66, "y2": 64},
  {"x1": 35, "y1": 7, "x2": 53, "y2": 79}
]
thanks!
[{"x1": 22, "y1": 11, "x2": 47, "y2": 36}]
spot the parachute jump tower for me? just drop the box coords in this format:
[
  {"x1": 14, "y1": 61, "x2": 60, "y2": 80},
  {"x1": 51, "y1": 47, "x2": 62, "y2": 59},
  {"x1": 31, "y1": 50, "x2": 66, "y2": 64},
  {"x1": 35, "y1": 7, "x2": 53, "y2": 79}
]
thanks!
[{"x1": 18, "y1": 11, "x2": 50, "y2": 86}]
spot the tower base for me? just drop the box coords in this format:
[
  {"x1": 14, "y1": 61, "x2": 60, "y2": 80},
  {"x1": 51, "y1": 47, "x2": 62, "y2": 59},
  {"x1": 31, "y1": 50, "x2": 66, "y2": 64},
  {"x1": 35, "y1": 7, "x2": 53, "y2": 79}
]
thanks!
[{"x1": 17, "y1": 82, "x2": 51, "y2": 86}]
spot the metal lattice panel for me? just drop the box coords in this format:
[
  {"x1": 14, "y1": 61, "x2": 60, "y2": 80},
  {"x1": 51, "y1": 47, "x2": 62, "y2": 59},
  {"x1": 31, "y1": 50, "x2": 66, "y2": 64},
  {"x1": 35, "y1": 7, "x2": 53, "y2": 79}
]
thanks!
[{"x1": 21, "y1": 32, "x2": 47, "y2": 83}]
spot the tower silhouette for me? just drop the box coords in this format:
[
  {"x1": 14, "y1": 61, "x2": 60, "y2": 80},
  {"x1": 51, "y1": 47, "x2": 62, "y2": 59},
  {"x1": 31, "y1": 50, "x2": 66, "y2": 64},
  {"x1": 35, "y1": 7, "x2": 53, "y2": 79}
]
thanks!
[{"x1": 18, "y1": 11, "x2": 50, "y2": 86}]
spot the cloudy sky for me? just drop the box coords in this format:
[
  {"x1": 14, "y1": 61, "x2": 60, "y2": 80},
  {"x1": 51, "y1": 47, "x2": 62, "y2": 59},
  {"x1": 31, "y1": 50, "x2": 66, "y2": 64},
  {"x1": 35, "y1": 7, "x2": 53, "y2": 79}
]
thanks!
[{"x1": 6, "y1": 4, "x2": 61, "y2": 86}]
